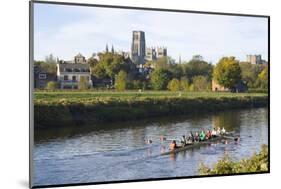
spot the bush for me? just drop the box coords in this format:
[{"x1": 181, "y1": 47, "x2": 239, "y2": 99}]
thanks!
[
  {"x1": 192, "y1": 76, "x2": 209, "y2": 91},
  {"x1": 180, "y1": 77, "x2": 189, "y2": 91},
  {"x1": 151, "y1": 69, "x2": 171, "y2": 90},
  {"x1": 78, "y1": 76, "x2": 89, "y2": 90},
  {"x1": 199, "y1": 145, "x2": 268, "y2": 175},
  {"x1": 167, "y1": 78, "x2": 180, "y2": 91},
  {"x1": 46, "y1": 81, "x2": 59, "y2": 90},
  {"x1": 115, "y1": 70, "x2": 127, "y2": 91}
]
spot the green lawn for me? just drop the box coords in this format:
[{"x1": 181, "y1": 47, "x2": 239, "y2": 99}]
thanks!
[{"x1": 34, "y1": 90, "x2": 268, "y2": 104}]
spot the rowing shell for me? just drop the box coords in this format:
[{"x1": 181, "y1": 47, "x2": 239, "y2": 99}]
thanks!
[{"x1": 161, "y1": 135, "x2": 226, "y2": 156}]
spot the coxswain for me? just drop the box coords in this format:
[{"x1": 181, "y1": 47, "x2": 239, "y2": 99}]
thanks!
[{"x1": 169, "y1": 140, "x2": 177, "y2": 150}]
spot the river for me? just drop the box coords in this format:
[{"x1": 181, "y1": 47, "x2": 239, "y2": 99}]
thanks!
[{"x1": 32, "y1": 107, "x2": 268, "y2": 186}]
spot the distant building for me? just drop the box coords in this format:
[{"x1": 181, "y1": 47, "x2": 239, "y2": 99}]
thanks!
[
  {"x1": 212, "y1": 79, "x2": 229, "y2": 92},
  {"x1": 146, "y1": 47, "x2": 157, "y2": 61},
  {"x1": 74, "y1": 53, "x2": 87, "y2": 64},
  {"x1": 156, "y1": 47, "x2": 167, "y2": 58},
  {"x1": 56, "y1": 54, "x2": 92, "y2": 89},
  {"x1": 131, "y1": 31, "x2": 146, "y2": 65},
  {"x1": 34, "y1": 65, "x2": 56, "y2": 89},
  {"x1": 146, "y1": 47, "x2": 167, "y2": 61},
  {"x1": 212, "y1": 79, "x2": 247, "y2": 92},
  {"x1": 246, "y1": 54, "x2": 262, "y2": 64}
]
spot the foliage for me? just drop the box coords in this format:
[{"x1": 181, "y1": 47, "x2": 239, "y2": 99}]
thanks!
[
  {"x1": 180, "y1": 77, "x2": 189, "y2": 91},
  {"x1": 213, "y1": 57, "x2": 242, "y2": 89},
  {"x1": 46, "y1": 81, "x2": 59, "y2": 90},
  {"x1": 167, "y1": 78, "x2": 181, "y2": 91},
  {"x1": 192, "y1": 76, "x2": 209, "y2": 91},
  {"x1": 115, "y1": 70, "x2": 127, "y2": 91},
  {"x1": 34, "y1": 91, "x2": 268, "y2": 128},
  {"x1": 45, "y1": 54, "x2": 57, "y2": 64},
  {"x1": 150, "y1": 69, "x2": 171, "y2": 90},
  {"x1": 182, "y1": 58, "x2": 213, "y2": 81},
  {"x1": 199, "y1": 145, "x2": 268, "y2": 175},
  {"x1": 34, "y1": 61, "x2": 57, "y2": 74},
  {"x1": 240, "y1": 63, "x2": 262, "y2": 88},
  {"x1": 78, "y1": 76, "x2": 89, "y2": 90},
  {"x1": 91, "y1": 52, "x2": 135, "y2": 80},
  {"x1": 257, "y1": 66, "x2": 268, "y2": 89}
]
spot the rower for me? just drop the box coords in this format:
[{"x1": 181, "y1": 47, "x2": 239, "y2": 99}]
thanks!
[
  {"x1": 217, "y1": 127, "x2": 221, "y2": 135},
  {"x1": 180, "y1": 135, "x2": 186, "y2": 147},
  {"x1": 145, "y1": 139, "x2": 152, "y2": 144},
  {"x1": 211, "y1": 128, "x2": 217, "y2": 137},
  {"x1": 199, "y1": 130, "x2": 206, "y2": 141},
  {"x1": 221, "y1": 127, "x2": 226, "y2": 135},
  {"x1": 206, "y1": 130, "x2": 212, "y2": 140},
  {"x1": 194, "y1": 132, "x2": 199, "y2": 142},
  {"x1": 169, "y1": 140, "x2": 177, "y2": 150}
]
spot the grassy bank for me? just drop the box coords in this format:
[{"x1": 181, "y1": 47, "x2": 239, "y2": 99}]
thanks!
[
  {"x1": 34, "y1": 91, "x2": 268, "y2": 128},
  {"x1": 199, "y1": 145, "x2": 268, "y2": 175}
]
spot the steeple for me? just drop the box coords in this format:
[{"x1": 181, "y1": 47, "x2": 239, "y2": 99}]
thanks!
[
  {"x1": 105, "y1": 44, "x2": 109, "y2": 53},
  {"x1": 111, "y1": 45, "x2": 114, "y2": 54},
  {"x1": 179, "y1": 54, "x2": 182, "y2": 64}
]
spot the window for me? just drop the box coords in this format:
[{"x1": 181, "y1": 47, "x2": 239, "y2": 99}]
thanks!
[
  {"x1": 39, "y1": 73, "x2": 47, "y2": 80},
  {"x1": 64, "y1": 75, "x2": 68, "y2": 81},
  {"x1": 72, "y1": 76, "x2": 76, "y2": 81}
]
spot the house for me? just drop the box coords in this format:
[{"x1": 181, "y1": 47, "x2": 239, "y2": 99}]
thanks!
[
  {"x1": 56, "y1": 63, "x2": 92, "y2": 89},
  {"x1": 212, "y1": 79, "x2": 248, "y2": 92},
  {"x1": 34, "y1": 65, "x2": 56, "y2": 89}
]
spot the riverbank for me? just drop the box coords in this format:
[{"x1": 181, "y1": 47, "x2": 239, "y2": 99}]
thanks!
[{"x1": 34, "y1": 91, "x2": 268, "y2": 129}]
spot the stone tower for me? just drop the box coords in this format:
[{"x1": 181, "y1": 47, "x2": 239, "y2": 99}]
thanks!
[{"x1": 131, "y1": 31, "x2": 146, "y2": 65}]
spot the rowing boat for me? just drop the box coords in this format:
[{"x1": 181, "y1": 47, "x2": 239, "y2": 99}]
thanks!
[{"x1": 161, "y1": 135, "x2": 226, "y2": 155}]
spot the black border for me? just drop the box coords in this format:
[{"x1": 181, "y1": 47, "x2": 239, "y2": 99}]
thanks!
[{"x1": 29, "y1": 1, "x2": 270, "y2": 188}]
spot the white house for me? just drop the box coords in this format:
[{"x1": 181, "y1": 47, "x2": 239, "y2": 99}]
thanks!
[{"x1": 57, "y1": 63, "x2": 92, "y2": 89}]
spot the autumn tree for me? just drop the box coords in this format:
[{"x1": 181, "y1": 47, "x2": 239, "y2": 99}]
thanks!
[{"x1": 213, "y1": 57, "x2": 241, "y2": 89}]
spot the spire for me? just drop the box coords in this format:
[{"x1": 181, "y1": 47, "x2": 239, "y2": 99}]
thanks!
[
  {"x1": 111, "y1": 45, "x2": 114, "y2": 54},
  {"x1": 179, "y1": 54, "x2": 182, "y2": 64},
  {"x1": 105, "y1": 44, "x2": 109, "y2": 53}
]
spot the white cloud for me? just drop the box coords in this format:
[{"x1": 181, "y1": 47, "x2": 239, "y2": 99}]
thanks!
[{"x1": 34, "y1": 4, "x2": 268, "y2": 63}]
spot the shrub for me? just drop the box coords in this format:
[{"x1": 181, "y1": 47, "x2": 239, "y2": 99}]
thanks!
[
  {"x1": 115, "y1": 70, "x2": 127, "y2": 91},
  {"x1": 199, "y1": 145, "x2": 268, "y2": 175},
  {"x1": 46, "y1": 81, "x2": 59, "y2": 90},
  {"x1": 167, "y1": 78, "x2": 181, "y2": 91}
]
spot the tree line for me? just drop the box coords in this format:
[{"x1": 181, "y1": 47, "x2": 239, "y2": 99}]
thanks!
[{"x1": 35, "y1": 53, "x2": 268, "y2": 91}]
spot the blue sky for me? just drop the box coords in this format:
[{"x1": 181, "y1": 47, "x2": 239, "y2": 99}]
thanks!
[{"x1": 34, "y1": 3, "x2": 268, "y2": 63}]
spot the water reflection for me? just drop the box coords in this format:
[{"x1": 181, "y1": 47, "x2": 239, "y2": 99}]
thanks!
[{"x1": 33, "y1": 108, "x2": 268, "y2": 186}]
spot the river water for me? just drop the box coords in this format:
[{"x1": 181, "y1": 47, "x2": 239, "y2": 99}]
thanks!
[{"x1": 33, "y1": 108, "x2": 268, "y2": 186}]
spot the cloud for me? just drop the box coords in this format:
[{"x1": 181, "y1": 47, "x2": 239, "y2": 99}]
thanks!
[{"x1": 34, "y1": 3, "x2": 268, "y2": 63}]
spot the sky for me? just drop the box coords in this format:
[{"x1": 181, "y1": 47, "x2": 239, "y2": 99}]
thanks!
[{"x1": 34, "y1": 3, "x2": 268, "y2": 63}]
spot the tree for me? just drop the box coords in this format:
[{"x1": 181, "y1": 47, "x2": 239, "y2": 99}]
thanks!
[
  {"x1": 182, "y1": 58, "x2": 213, "y2": 81},
  {"x1": 45, "y1": 54, "x2": 57, "y2": 64},
  {"x1": 87, "y1": 57, "x2": 99, "y2": 68},
  {"x1": 150, "y1": 69, "x2": 171, "y2": 90},
  {"x1": 78, "y1": 76, "x2": 88, "y2": 90},
  {"x1": 213, "y1": 57, "x2": 242, "y2": 89},
  {"x1": 46, "y1": 81, "x2": 59, "y2": 90},
  {"x1": 180, "y1": 77, "x2": 189, "y2": 91},
  {"x1": 167, "y1": 78, "x2": 181, "y2": 91},
  {"x1": 192, "y1": 76, "x2": 209, "y2": 91},
  {"x1": 240, "y1": 63, "x2": 262, "y2": 88},
  {"x1": 257, "y1": 66, "x2": 268, "y2": 89},
  {"x1": 115, "y1": 70, "x2": 127, "y2": 91}
]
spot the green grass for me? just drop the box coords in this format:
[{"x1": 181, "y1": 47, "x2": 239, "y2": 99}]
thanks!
[{"x1": 34, "y1": 90, "x2": 267, "y2": 103}]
